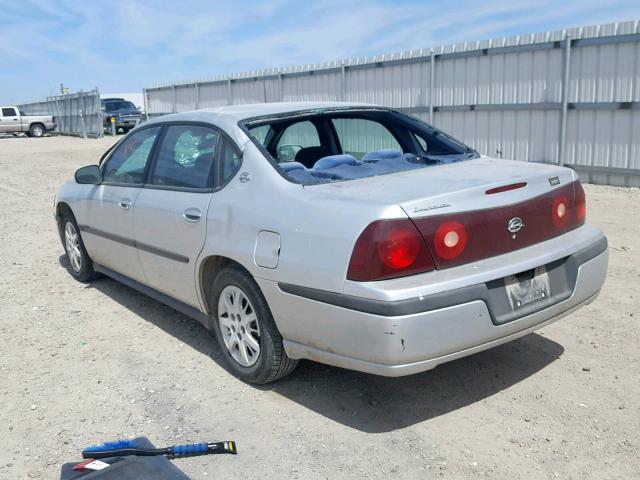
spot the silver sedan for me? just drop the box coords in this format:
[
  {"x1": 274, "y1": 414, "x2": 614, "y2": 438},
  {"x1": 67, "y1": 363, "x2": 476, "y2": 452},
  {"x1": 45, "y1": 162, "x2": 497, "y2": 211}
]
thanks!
[{"x1": 55, "y1": 102, "x2": 608, "y2": 383}]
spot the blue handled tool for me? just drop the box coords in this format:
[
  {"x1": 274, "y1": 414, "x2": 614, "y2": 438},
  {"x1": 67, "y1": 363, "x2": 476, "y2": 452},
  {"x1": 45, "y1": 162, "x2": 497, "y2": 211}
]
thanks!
[{"x1": 82, "y1": 439, "x2": 237, "y2": 459}]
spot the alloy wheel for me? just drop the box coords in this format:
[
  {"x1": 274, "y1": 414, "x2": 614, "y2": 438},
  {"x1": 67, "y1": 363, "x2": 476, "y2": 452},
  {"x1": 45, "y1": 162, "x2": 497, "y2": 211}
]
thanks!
[
  {"x1": 217, "y1": 285, "x2": 261, "y2": 367},
  {"x1": 64, "y1": 221, "x2": 82, "y2": 272}
]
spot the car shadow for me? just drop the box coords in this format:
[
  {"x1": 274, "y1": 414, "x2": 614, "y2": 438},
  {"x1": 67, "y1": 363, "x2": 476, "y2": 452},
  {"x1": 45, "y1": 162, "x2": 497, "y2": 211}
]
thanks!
[
  {"x1": 0, "y1": 133, "x2": 53, "y2": 139},
  {"x1": 63, "y1": 256, "x2": 565, "y2": 433}
]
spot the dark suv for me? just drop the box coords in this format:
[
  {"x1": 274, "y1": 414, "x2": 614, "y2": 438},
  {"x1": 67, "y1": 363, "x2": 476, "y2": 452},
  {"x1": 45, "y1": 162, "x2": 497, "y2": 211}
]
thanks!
[{"x1": 101, "y1": 98, "x2": 143, "y2": 133}]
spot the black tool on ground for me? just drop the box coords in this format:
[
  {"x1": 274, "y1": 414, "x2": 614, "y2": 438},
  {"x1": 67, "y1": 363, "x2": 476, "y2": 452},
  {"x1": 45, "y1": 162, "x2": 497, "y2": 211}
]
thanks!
[
  {"x1": 60, "y1": 437, "x2": 237, "y2": 480},
  {"x1": 61, "y1": 438, "x2": 185, "y2": 480},
  {"x1": 82, "y1": 438, "x2": 237, "y2": 459}
]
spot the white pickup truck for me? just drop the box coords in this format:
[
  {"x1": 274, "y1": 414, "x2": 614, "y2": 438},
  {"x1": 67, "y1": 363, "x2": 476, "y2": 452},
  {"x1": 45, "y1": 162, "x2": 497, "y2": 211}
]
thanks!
[{"x1": 0, "y1": 106, "x2": 56, "y2": 137}]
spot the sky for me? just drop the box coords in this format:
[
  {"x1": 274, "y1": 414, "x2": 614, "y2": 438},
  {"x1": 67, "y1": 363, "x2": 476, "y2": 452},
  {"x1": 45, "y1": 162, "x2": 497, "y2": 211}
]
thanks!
[{"x1": 1, "y1": 0, "x2": 639, "y2": 103}]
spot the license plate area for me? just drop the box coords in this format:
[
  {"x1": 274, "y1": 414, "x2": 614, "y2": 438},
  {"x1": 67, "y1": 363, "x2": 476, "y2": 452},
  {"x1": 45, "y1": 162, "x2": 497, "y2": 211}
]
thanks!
[{"x1": 504, "y1": 266, "x2": 551, "y2": 310}]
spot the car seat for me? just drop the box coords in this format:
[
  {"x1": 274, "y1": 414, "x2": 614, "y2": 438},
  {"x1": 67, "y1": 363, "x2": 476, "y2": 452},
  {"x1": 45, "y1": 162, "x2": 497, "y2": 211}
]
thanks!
[{"x1": 295, "y1": 146, "x2": 331, "y2": 168}]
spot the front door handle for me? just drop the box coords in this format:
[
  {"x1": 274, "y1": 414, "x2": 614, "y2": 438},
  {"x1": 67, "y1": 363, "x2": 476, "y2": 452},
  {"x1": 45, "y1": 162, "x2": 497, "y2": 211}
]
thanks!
[
  {"x1": 183, "y1": 207, "x2": 201, "y2": 222},
  {"x1": 118, "y1": 199, "x2": 132, "y2": 210}
]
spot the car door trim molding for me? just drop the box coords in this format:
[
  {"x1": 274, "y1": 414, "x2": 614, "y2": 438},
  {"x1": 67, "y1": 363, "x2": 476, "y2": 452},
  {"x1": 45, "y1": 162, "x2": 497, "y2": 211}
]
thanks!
[
  {"x1": 80, "y1": 225, "x2": 190, "y2": 264},
  {"x1": 94, "y1": 263, "x2": 210, "y2": 327}
]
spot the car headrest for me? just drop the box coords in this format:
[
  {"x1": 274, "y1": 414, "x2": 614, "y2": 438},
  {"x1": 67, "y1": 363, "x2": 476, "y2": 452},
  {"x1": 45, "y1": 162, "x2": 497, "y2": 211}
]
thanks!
[
  {"x1": 295, "y1": 146, "x2": 330, "y2": 168},
  {"x1": 313, "y1": 154, "x2": 359, "y2": 170}
]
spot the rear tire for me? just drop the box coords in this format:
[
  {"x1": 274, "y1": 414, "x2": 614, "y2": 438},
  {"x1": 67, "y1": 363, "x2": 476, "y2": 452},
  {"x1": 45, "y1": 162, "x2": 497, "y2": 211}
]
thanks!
[
  {"x1": 61, "y1": 212, "x2": 98, "y2": 283},
  {"x1": 29, "y1": 123, "x2": 45, "y2": 138},
  {"x1": 210, "y1": 266, "x2": 298, "y2": 384}
]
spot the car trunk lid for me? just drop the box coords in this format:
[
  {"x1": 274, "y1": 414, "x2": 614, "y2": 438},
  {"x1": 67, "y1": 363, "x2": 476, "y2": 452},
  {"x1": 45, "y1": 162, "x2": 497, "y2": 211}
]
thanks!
[{"x1": 310, "y1": 156, "x2": 584, "y2": 271}]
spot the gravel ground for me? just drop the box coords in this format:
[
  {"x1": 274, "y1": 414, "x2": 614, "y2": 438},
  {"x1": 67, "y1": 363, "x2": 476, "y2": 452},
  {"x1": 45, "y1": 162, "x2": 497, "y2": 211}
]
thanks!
[{"x1": 0, "y1": 135, "x2": 638, "y2": 480}]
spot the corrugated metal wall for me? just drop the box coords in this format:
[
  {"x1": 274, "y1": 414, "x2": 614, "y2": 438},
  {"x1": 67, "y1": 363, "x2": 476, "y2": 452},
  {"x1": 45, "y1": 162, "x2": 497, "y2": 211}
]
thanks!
[
  {"x1": 17, "y1": 100, "x2": 51, "y2": 116},
  {"x1": 17, "y1": 89, "x2": 104, "y2": 138},
  {"x1": 144, "y1": 21, "x2": 640, "y2": 186}
]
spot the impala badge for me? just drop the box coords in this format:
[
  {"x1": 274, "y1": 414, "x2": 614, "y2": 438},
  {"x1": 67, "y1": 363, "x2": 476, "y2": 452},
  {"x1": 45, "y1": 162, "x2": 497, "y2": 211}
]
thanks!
[{"x1": 507, "y1": 217, "x2": 524, "y2": 236}]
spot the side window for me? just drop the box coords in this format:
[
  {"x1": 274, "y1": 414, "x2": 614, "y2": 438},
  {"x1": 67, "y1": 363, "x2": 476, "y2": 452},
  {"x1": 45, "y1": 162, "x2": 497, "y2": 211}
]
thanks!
[
  {"x1": 2, "y1": 108, "x2": 17, "y2": 117},
  {"x1": 149, "y1": 125, "x2": 218, "y2": 189},
  {"x1": 249, "y1": 125, "x2": 272, "y2": 146},
  {"x1": 102, "y1": 127, "x2": 161, "y2": 185},
  {"x1": 332, "y1": 118, "x2": 402, "y2": 159},
  {"x1": 412, "y1": 132, "x2": 428, "y2": 153},
  {"x1": 276, "y1": 121, "x2": 320, "y2": 161},
  {"x1": 219, "y1": 137, "x2": 241, "y2": 184}
]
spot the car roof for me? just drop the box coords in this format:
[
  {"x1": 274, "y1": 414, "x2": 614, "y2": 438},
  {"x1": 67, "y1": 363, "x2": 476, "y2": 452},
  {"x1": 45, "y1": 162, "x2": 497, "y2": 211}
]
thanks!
[
  {"x1": 140, "y1": 101, "x2": 384, "y2": 145},
  {"x1": 147, "y1": 101, "x2": 381, "y2": 124}
]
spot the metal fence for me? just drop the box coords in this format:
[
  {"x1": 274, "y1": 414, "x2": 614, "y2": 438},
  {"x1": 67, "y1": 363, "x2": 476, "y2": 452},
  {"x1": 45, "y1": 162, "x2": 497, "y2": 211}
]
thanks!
[
  {"x1": 144, "y1": 21, "x2": 640, "y2": 187},
  {"x1": 17, "y1": 89, "x2": 103, "y2": 138}
]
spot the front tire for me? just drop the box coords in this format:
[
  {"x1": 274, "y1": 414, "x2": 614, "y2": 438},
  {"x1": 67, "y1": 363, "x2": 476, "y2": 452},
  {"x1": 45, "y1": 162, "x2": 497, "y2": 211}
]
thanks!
[
  {"x1": 61, "y1": 212, "x2": 97, "y2": 282},
  {"x1": 210, "y1": 267, "x2": 298, "y2": 384}
]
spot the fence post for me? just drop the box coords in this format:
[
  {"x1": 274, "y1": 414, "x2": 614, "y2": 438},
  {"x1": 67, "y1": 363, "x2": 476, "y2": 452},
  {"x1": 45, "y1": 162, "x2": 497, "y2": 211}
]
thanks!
[
  {"x1": 171, "y1": 85, "x2": 177, "y2": 113},
  {"x1": 261, "y1": 73, "x2": 267, "y2": 103},
  {"x1": 56, "y1": 98, "x2": 63, "y2": 134},
  {"x1": 97, "y1": 89, "x2": 104, "y2": 137},
  {"x1": 429, "y1": 48, "x2": 435, "y2": 124},
  {"x1": 227, "y1": 77, "x2": 232, "y2": 105},
  {"x1": 142, "y1": 87, "x2": 149, "y2": 122},
  {"x1": 194, "y1": 83, "x2": 200, "y2": 110},
  {"x1": 79, "y1": 109, "x2": 87, "y2": 138},
  {"x1": 79, "y1": 92, "x2": 87, "y2": 139},
  {"x1": 278, "y1": 73, "x2": 283, "y2": 102},
  {"x1": 559, "y1": 34, "x2": 572, "y2": 166},
  {"x1": 341, "y1": 61, "x2": 346, "y2": 101}
]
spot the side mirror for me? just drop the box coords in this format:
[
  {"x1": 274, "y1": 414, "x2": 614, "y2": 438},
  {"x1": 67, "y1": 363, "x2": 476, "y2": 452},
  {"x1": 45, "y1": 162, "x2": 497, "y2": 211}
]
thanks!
[{"x1": 75, "y1": 165, "x2": 101, "y2": 184}]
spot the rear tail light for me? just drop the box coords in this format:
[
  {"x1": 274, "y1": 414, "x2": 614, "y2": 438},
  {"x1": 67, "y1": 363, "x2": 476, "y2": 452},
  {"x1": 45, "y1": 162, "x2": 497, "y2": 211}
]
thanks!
[
  {"x1": 551, "y1": 195, "x2": 569, "y2": 228},
  {"x1": 410, "y1": 180, "x2": 587, "y2": 272},
  {"x1": 347, "y1": 219, "x2": 435, "y2": 281},
  {"x1": 575, "y1": 181, "x2": 586, "y2": 221},
  {"x1": 434, "y1": 221, "x2": 468, "y2": 259},
  {"x1": 348, "y1": 181, "x2": 588, "y2": 281}
]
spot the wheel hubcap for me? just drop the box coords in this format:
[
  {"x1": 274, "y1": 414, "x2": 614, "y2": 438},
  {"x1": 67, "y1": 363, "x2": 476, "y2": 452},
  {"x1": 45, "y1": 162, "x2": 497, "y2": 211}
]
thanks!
[
  {"x1": 218, "y1": 285, "x2": 260, "y2": 367},
  {"x1": 33, "y1": 126, "x2": 43, "y2": 136},
  {"x1": 64, "y1": 222, "x2": 82, "y2": 272}
]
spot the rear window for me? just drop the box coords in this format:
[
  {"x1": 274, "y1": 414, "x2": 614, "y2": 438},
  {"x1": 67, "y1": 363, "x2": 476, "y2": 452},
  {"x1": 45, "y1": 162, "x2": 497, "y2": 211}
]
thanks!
[
  {"x1": 244, "y1": 109, "x2": 477, "y2": 185},
  {"x1": 332, "y1": 118, "x2": 401, "y2": 159}
]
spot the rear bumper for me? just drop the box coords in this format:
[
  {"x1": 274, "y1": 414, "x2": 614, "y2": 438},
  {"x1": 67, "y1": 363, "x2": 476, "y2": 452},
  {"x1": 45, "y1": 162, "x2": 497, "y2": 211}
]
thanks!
[{"x1": 258, "y1": 232, "x2": 608, "y2": 376}]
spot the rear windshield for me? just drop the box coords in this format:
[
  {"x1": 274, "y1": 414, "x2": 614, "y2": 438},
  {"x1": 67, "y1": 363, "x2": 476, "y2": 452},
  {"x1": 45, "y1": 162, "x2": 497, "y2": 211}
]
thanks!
[{"x1": 244, "y1": 109, "x2": 478, "y2": 185}]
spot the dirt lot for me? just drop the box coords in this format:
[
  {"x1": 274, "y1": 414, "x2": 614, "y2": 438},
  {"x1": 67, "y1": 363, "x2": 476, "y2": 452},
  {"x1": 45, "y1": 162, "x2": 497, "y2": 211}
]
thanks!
[{"x1": 0, "y1": 134, "x2": 638, "y2": 480}]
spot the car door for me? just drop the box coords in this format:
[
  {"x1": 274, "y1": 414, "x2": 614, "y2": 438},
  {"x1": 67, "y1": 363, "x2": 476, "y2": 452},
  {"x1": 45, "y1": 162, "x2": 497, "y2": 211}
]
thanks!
[
  {"x1": 80, "y1": 125, "x2": 162, "y2": 282},
  {"x1": 0, "y1": 107, "x2": 20, "y2": 133},
  {"x1": 133, "y1": 123, "x2": 221, "y2": 307}
]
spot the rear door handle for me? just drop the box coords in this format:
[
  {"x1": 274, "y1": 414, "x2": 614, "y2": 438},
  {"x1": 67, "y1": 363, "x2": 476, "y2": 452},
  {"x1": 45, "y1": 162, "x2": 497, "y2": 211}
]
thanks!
[
  {"x1": 183, "y1": 207, "x2": 201, "y2": 222},
  {"x1": 118, "y1": 199, "x2": 132, "y2": 210}
]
